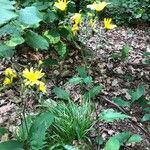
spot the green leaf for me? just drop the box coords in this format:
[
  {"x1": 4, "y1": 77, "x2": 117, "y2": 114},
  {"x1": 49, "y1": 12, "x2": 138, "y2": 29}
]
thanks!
[
  {"x1": 25, "y1": 30, "x2": 49, "y2": 50},
  {"x1": 18, "y1": 6, "x2": 42, "y2": 26},
  {"x1": 83, "y1": 76, "x2": 93, "y2": 85},
  {"x1": 143, "y1": 108, "x2": 150, "y2": 113},
  {"x1": 5, "y1": 36, "x2": 24, "y2": 47},
  {"x1": 64, "y1": 145, "x2": 79, "y2": 150},
  {"x1": 141, "y1": 114, "x2": 150, "y2": 122},
  {"x1": 104, "y1": 137, "x2": 120, "y2": 150},
  {"x1": 0, "y1": 0, "x2": 17, "y2": 26},
  {"x1": 43, "y1": 57, "x2": 58, "y2": 66},
  {"x1": 113, "y1": 132, "x2": 131, "y2": 144},
  {"x1": 84, "y1": 85, "x2": 102, "y2": 100},
  {"x1": 53, "y1": 87, "x2": 70, "y2": 100},
  {"x1": 68, "y1": 77, "x2": 82, "y2": 84},
  {"x1": 59, "y1": 26, "x2": 72, "y2": 41},
  {"x1": 44, "y1": 30, "x2": 60, "y2": 44},
  {"x1": 121, "y1": 44, "x2": 131, "y2": 59},
  {"x1": 0, "y1": 127, "x2": 8, "y2": 136},
  {"x1": 76, "y1": 67, "x2": 87, "y2": 78},
  {"x1": 112, "y1": 97, "x2": 130, "y2": 107},
  {"x1": 130, "y1": 85, "x2": 145, "y2": 102},
  {"x1": 0, "y1": 43, "x2": 14, "y2": 58},
  {"x1": 96, "y1": 136, "x2": 104, "y2": 145},
  {"x1": 54, "y1": 41, "x2": 66, "y2": 57},
  {"x1": 127, "y1": 134, "x2": 142, "y2": 143},
  {"x1": 29, "y1": 112, "x2": 54, "y2": 150},
  {"x1": 0, "y1": 140, "x2": 23, "y2": 150},
  {"x1": 99, "y1": 109, "x2": 130, "y2": 122}
]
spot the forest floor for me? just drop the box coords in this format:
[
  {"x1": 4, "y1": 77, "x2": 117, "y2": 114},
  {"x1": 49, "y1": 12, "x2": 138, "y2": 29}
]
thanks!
[{"x1": 0, "y1": 25, "x2": 150, "y2": 149}]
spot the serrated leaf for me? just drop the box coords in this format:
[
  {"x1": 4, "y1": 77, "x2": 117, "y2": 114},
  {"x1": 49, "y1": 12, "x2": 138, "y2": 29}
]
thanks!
[
  {"x1": 0, "y1": 43, "x2": 14, "y2": 58},
  {"x1": 18, "y1": 6, "x2": 42, "y2": 26},
  {"x1": 99, "y1": 109, "x2": 130, "y2": 122},
  {"x1": 0, "y1": 140, "x2": 23, "y2": 150},
  {"x1": 44, "y1": 30, "x2": 60, "y2": 44},
  {"x1": 25, "y1": 30, "x2": 49, "y2": 50},
  {"x1": 83, "y1": 76, "x2": 93, "y2": 85},
  {"x1": 112, "y1": 97, "x2": 130, "y2": 107},
  {"x1": 141, "y1": 114, "x2": 150, "y2": 122},
  {"x1": 53, "y1": 87, "x2": 70, "y2": 100},
  {"x1": 68, "y1": 77, "x2": 82, "y2": 84},
  {"x1": 29, "y1": 112, "x2": 54, "y2": 150},
  {"x1": 5, "y1": 36, "x2": 24, "y2": 47},
  {"x1": 0, "y1": 0, "x2": 17, "y2": 26},
  {"x1": 84, "y1": 85, "x2": 102, "y2": 100},
  {"x1": 130, "y1": 85, "x2": 145, "y2": 102},
  {"x1": 127, "y1": 134, "x2": 142, "y2": 143},
  {"x1": 104, "y1": 137, "x2": 120, "y2": 150},
  {"x1": 54, "y1": 41, "x2": 66, "y2": 57}
]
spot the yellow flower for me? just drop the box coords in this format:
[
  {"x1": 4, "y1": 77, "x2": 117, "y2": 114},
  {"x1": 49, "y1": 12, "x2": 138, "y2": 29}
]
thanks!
[
  {"x1": 39, "y1": 82, "x2": 46, "y2": 93},
  {"x1": 54, "y1": 0, "x2": 68, "y2": 11},
  {"x1": 3, "y1": 77, "x2": 13, "y2": 85},
  {"x1": 87, "y1": 2, "x2": 109, "y2": 12},
  {"x1": 4, "y1": 68, "x2": 17, "y2": 78},
  {"x1": 38, "y1": 60, "x2": 43, "y2": 66},
  {"x1": 104, "y1": 18, "x2": 117, "y2": 30},
  {"x1": 71, "y1": 13, "x2": 82, "y2": 25},
  {"x1": 72, "y1": 24, "x2": 79, "y2": 35},
  {"x1": 22, "y1": 68, "x2": 45, "y2": 86}
]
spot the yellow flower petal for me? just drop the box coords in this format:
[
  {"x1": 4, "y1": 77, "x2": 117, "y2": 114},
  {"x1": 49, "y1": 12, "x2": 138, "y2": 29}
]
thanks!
[
  {"x1": 87, "y1": 2, "x2": 109, "y2": 12},
  {"x1": 104, "y1": 18, "x2": 117, "y2": 30},
  {"x1": 4, "y1": 68, "x2": 17, "y2": 78},
  {"x1": 54, "y1": 0, "x2": 68, "y2": 11},
  {"x1": 39, "y1": 82, "x2": 46, "y2": 93},
  {"x1": 72, "y1": 24, "x2": 79, "y2": 35},
  {"x1": 71, "y1": 13, "x2": 82, "y2": 25},
  {"x1": 3, "y1": 77, "x2": 13, "y2": 85}
]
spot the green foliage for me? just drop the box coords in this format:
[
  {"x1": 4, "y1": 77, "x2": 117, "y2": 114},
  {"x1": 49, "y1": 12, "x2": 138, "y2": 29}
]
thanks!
[
  {"x1": 143, "y1": 52, "x2": 150, "y2": 64},
  {"x1": 107, "y1": 0, "x2": 150, "y2": 25},
  {"x1": 0, "y1": 0, "x2": 17, "y2": 26},
  {"x1": 46, "y1": 101, "x2": 93, "y2": 147},
  {"x1": 141, "y1": 114, "x2": 150, "y2": 122},
  {"x1": 24, "y1": 30, "x2": 49, "y2": 50},
  {"x1": 0, "y1": 127, "x2": 8, "y2": 136},
  {"x1": 0, "y1": 140, "x2": 23, "y2": 150},
  {"x1": 112, "y1": 97, "x2": 130, "y2": 107},
  {"x1": 104, "y1": 132, "x2": 142, "y2": 150},
  {"x1": 129, "y1": 85, "x2": 145, "y2": 102},
  {"x1": 99, "y1": 109, "x2": 130, "y2": 122},
  {"x1": 53, "y1": 87, "x2": 71, "y2": 101}
]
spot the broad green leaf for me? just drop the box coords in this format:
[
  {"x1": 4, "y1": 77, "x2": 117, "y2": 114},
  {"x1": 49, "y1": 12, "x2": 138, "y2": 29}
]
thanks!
[
  {"x1": 0, "y1": 127, "x2": 8, "y2": 136},
  {"x1": 121, "y1": 44, "x2": 131, "y2": 59},
  {"x1": 5, "y1": 36, "x2": 24, "y2": 47},
  {"x1": 44, "y1": 30, "x2": 60, "y2": 44},
  {"x1": 54, "y1": 41, "x2": 66, "y2": 57},
  {"x1": 25, "y1": 30, "x2": 49, "y2": 50},
  {"x1": 0, "y1": 43, "x2": 14, "y2": 58},
  {"x1": 59, "y1": 26, "x2": 72, "y2": 41},
  {"x1": 83, "y1": 76, "x2": 93, "y2": 85},
  {"x1": 127, "y1": 134, "x2": 142, "y2": 143},
  {"x1": 96, "y1": 136, "x2": 104, "y2": 145},
  {"x1": 0, "y1": 0, "x2": 17, "y2": 26},
  {"x1": 29, "y1": 112, "x2": 54, "y2": 150},
  {"x1": 99, "y1": 109, "x2": 130, "y2": 122},
  {"x1": 112, "y1": 97, "x2": 130, "y2": 107},
  {"x1": 143, "y1": 108, "x2": 150, "y2": 113},
  {"x1": 130, "y1": 85, "x2": 145, "y2": 102},
  {"x1": 53, "y1": 87, "x2": 70, "y2": 100},
  {"x1": 32, "y1": 2, "x2": 49, "y2": 11},
  {"x1": 0, "y1": 140, "x2": 23, "y2": 150},
  {"x1": 68, "y1": 77, "x2": 82, "y2": 84},
  {"x1": 141, "y1": 114, "x2": 150, "y2": 122},
  {"x1": 113, "y1": 132, "x2": 131, "y2": 144},
  {"x1": 45, "y1": 10, "x2": 58, "y2": 22},
  {"x1": 104, "y1": 137, "x2": 120, "y2": 150},
  {"x1": 18, "y1": 6, "x2": 42, "y2": 26},
  {"x1": 84, "y1": 86, "x2": 102, "y2": 100}
]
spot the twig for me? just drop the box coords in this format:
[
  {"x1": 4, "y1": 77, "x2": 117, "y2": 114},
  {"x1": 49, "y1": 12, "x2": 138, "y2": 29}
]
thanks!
[{"x1": 101, "y1": 96, "x2": 150, "y2": 139}]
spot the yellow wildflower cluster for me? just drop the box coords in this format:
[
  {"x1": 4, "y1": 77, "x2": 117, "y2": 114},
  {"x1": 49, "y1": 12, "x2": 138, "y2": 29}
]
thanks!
[
  {"x1": 71, "y1": 13, "x2": 82, "y2": 35},
  {"x1": 54, "y1": 0, "x2": 68, "y2": 11},
  {"x1": 22, "y1": 68, "x2": 46, "y2": 93},
  {"x1": 3, "y1": 68, "x2": 17, "y2": 86}
]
